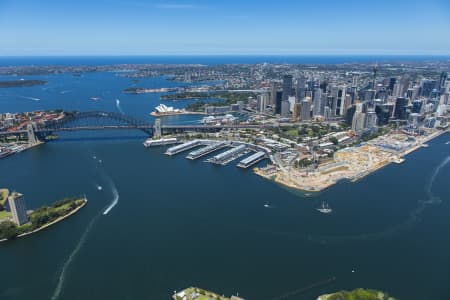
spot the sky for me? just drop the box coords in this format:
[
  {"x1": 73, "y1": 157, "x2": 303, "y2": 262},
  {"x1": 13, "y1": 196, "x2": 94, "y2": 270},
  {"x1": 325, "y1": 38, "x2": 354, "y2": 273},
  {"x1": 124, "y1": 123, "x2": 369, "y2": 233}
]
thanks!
[{"x1": 0, "y1": 0, "x2": 449, "y2": 56}]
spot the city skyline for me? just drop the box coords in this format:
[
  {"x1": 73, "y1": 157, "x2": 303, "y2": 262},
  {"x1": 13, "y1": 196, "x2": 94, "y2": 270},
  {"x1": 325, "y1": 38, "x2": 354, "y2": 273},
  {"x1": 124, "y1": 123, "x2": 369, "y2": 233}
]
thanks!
[{"x1": 1, "y1": 0, "x2": 450, "y2": 56}]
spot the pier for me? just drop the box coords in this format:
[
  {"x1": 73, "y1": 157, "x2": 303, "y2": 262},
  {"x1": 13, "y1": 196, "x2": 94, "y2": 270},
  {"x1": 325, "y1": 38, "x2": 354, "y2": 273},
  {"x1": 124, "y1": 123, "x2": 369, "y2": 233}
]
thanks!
[
  {"x1": 186, "y1": 142, "x2": 228, "y2": 160},
  {"x1": 165, "y1": 140, "x2": 201, "y2": 155},
  {"x1": 237, "y1": 151, "x2": 267, "y2": 168},
  {"x1": 208, "y1": 144, "x2": 249, "y2": 165}
]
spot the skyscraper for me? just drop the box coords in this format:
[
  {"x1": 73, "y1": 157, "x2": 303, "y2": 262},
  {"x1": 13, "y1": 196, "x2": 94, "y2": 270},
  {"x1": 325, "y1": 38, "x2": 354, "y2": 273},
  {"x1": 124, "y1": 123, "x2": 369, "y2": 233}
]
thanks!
[
  {"x1": 282, "y1": 75, "x2": 293, "y2": 101},
  {"x1": 394, "y1": 97, "x2": 409, "y2": 120},
  {"x1": 300, "y1": 98, "x2": 311, "y2": 121},
  {"x1": 8, "y1": 192, "x2": 28, "y2": 225}
]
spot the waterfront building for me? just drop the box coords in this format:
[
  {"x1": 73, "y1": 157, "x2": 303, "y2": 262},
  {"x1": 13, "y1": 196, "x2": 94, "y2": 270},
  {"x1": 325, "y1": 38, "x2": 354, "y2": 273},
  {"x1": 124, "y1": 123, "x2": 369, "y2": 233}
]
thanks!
[{"x1": 8, "y1": 192, "x2": 28, "y2": 225}]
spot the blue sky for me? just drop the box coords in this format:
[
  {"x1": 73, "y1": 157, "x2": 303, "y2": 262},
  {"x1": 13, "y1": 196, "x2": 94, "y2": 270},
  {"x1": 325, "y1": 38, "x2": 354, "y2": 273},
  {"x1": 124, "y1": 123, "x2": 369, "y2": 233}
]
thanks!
[{"x1": 0, "y1": 0, "x2": 449, "y2": 55}]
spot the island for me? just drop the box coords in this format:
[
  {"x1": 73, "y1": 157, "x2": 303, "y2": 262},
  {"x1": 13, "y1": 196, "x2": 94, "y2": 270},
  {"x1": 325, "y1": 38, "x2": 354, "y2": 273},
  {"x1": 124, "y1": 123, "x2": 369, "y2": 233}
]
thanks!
[
  {"x1": 0, "y1": 193, "x2": 87, "y2": 242},
  {"x1": 0, "y1": 79, "x2": 47, "y2": 88},
  {"x1": 318, "y1": 288, "x2": 396, "y2": 300},
  {"x1": 173, "y1": 287, "x2": 244, "y2": 300}
]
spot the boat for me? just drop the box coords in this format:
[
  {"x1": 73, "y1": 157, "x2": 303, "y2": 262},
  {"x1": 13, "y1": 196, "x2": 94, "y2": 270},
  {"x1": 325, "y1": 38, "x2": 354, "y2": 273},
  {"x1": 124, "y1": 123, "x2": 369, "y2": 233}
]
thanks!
[
  {"x1": 264, "y1": 202, "x2": 270, "y2": 208},
  {"x1": 445, "y1": 141, "x2": 450, "y2": 145},
  {"x1": 90, "y1": 97, "x2": 100, "y2": 101},
  {"x1": 317, "y1": 201, "x2": 332, "y2": 214}
]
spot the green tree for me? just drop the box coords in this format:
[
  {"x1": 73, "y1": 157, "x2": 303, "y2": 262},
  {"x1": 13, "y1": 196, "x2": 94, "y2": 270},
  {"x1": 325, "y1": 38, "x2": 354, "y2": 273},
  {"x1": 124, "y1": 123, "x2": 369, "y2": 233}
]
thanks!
[
  {"x1": 0, "y1": 221, "x2": 18, "y2": 240},
  {"x1": 330, "y1": 137, "x2": 339, "y2": 145}
]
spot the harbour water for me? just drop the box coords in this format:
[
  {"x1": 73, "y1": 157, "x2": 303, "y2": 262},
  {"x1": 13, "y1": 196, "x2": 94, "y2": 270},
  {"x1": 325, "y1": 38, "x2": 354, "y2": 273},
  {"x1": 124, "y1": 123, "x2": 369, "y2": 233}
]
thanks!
[{"x1": 1, "y1": 58, "x2": 450, "y2": 299}]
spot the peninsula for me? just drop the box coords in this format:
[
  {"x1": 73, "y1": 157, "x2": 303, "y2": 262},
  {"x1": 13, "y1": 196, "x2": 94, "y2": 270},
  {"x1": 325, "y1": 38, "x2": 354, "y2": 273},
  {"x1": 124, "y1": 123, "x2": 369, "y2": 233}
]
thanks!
[
  {"x1": 0, "y1": 79, "x2": 47, "y2": 88},
  {"x1": 318, "y1": 288, "x2": 396, "y2": 300},
  {"x1": 0, "y1": 192, "x2": 87, "y2": 242}
]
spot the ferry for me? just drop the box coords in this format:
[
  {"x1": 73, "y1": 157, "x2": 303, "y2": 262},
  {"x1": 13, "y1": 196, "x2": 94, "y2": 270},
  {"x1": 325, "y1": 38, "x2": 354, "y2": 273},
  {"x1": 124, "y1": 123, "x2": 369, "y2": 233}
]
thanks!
[
  {"x1": 144, "y1": 138, "x2": 178, "y2": 147},
  {"x1": 317, "y1": 201, "x2": 332, "y2": 214}
]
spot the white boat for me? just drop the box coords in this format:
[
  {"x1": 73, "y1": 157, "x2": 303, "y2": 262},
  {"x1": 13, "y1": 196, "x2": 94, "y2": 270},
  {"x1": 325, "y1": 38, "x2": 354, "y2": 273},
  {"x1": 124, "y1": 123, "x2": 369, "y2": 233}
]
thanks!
[
  {"x1": 264, "y1": 202, "x2": 270, "y2": 208},
  {"x1": 317, "y1": 201, "x2": 332, "y2": 214},
  {"x1": 445, "y1": 141, "x2": 450, "y2": 145}
]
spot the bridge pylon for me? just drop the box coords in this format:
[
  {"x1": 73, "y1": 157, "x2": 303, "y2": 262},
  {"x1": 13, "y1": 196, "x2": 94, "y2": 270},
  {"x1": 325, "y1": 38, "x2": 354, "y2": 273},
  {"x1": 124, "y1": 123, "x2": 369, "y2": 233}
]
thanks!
[
  {"x1": 154, "y1": 118, "x2": 161, "y2": 138},
  {"x1": 26, "y1": 122, "x2": 37, "y2": 144}
]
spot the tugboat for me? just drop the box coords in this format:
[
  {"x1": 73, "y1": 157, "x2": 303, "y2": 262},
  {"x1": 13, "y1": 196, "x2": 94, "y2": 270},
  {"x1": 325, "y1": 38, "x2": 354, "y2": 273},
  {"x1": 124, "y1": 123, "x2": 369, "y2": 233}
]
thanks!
[{"x1": 317, "y1": 201, "x2": 332, "y2": 214}]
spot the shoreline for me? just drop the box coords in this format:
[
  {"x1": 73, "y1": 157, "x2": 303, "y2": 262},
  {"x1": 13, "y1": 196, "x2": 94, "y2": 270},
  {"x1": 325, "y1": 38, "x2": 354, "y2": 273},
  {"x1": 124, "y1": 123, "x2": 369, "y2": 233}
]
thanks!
[
  {"x1": 255, "y1": 129, "x2": 449, "y2": 193},
  {"x1": 0, "y1": 198, "x2": 87, "y2": 243}
]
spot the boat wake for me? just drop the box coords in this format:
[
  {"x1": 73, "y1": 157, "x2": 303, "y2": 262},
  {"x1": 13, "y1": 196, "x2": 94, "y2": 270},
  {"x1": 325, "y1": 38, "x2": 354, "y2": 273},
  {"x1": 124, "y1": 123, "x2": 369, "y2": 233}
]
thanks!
[
  {"x1": 19, "y1": 95, "x2": 41, "y2": 101},
  {"x1": 115, "y1": 99, "x2": 124, "y2": 114},
  {"x1": 103, "y1": 181, "x2": 119, "y2": 215},
  {"x1": 51, "y1": 198, "x2": 100, "y2": 300}
]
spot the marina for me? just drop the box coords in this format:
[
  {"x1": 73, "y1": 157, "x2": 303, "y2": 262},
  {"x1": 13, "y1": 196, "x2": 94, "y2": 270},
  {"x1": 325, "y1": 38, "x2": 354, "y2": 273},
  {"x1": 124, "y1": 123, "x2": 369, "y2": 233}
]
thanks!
[{"x1": 186, "y1": 142, "x2": 228, "y2": 160}]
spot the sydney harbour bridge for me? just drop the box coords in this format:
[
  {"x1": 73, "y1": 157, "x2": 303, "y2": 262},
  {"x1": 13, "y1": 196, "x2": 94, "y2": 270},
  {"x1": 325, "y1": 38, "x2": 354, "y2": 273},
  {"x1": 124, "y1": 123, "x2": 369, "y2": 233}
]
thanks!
[{"x1": 0, "y1": 111, "x2": 264, "y2": 142}]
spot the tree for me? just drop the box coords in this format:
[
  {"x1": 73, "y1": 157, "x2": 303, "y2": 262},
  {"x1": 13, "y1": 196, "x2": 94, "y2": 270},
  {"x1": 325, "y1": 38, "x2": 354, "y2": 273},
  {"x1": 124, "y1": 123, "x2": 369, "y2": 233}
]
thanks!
[
  {"x1": 330, "y1": 137, "x2": 339, "y2": 145},
  {"x1": 0, "y1": 221, "x2": 18, "y2": 240}
]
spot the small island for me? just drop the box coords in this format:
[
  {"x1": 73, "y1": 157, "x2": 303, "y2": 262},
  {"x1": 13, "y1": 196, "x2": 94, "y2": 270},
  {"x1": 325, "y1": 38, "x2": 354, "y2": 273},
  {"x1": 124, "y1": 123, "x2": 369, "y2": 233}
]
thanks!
[
  {"x1": 318, "y1": 288, "x2": 396, "y2": 300},
  {"x1": 173, "y1": 287, "x2": 244, "y2": 300},
  {"x1": 0, "y1": 191, "x2": 87, "y2": 242},
  {"x1": 0, "y1": 79, "x2": 47, "y2": 88}
]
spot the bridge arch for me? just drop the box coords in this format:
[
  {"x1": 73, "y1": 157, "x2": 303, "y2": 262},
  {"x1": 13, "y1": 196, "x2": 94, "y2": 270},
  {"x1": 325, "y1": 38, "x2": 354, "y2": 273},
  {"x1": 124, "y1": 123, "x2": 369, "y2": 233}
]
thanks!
[{"x1": 35, "y1": 111, "x2": 154, "y2": 135}]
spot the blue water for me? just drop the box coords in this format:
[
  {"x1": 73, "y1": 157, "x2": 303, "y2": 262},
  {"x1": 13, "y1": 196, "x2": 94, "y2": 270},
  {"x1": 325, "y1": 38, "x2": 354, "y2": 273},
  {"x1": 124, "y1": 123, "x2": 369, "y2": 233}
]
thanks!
[{"x1": 0, "y1": 60, "x2": 450, "y2": 300}]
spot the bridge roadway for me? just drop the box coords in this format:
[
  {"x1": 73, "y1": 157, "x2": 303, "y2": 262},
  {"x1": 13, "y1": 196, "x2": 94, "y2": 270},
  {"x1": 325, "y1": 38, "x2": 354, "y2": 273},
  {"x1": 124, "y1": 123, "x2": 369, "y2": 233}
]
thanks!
[{"x1": 0, "y1": 124, "x2": 267, "y2": 136}]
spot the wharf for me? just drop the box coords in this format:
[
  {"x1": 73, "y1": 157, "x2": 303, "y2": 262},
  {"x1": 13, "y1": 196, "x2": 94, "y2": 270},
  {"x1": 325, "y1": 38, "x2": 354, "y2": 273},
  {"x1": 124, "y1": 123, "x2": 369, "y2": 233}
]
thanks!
[
  {"x1": 237, "y1": 151, "x2": 267, "y2": 168},
  {"x1": 186, "y1": 142, "x2": 228, "y2": 160},
  {"x1": 208, "y1": 144, "x2": 249, "y2": 165},
  {"x1": 165, "y1": 140, "x2": 201, "y2": 155}
]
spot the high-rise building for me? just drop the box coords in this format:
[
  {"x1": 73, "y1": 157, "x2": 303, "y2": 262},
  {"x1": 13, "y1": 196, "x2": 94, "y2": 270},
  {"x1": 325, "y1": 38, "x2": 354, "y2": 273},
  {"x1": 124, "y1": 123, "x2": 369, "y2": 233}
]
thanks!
[
  {"x1": 282, "y1": 75, "x2": 293, "y2": 101},
  {"x1": 296, "y1": 76, "x2": 307, "y2": 100},
  {"x1": 300, "y1": 98, "x2": 311, "y2": 121},
  {"x1": 275, "y1": 91, "x2": 283, "y2": 114},
  {"x1": 394, "y1": 97, "x2": 409, "y2": 120},
  {"x1": 257, "y1": 93, "x2": 269, "y2": 113},
  {"x1": 313, "y1": 88, "x2": 322, "y2": 116},
  {"x1": 365, "y1": 111, "x2": 378, "y2": 130},
  {"x1": 270, "y1": 82, "x2": 277, "y2": 106},
  {"x1": 8, "y1": 192, "x2": 28, "y2": 225},
  {"x1": 292, "y1": 103, "x2": 301, "y2": 121},
  {"x1": 281, "y1": 100, "x2": 291, "y2": 118},
  {"x1": 439, "y1": 72, "x2": 448, "y2": 89}
]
